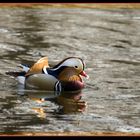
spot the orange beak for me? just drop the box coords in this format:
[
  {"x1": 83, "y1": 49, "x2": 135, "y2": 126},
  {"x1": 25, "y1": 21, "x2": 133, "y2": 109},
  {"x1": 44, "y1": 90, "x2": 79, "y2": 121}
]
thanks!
[{"x1": 80, "y1": 71, "x2": 89, "y2": 79}]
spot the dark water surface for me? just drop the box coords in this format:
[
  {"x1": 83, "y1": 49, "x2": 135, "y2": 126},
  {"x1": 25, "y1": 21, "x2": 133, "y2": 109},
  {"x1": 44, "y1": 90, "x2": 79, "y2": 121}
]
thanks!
[{"x1": 0, "y1": 7, "x2": 140, "y2": 133}]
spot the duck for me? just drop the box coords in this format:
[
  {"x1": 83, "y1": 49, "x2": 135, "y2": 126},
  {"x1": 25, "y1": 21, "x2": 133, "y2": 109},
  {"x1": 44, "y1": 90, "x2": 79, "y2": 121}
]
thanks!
[{"x1": 6, "y1": 56, "x2": 88, "y2": 93}]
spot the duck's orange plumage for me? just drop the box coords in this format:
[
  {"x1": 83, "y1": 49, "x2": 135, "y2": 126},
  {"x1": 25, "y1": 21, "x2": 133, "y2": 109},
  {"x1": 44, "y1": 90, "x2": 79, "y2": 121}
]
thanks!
[
  {"x1": 58, "y1": 67, "x2": 82, "y2": 82},
  {"x1": 25, "y1": 57, "x2": 49, "y2": 76}
]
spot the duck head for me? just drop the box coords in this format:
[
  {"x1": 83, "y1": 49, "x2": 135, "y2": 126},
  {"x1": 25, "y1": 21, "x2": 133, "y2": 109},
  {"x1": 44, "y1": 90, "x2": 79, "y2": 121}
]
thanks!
[{"x1": 46, "y1": 57, "x2": 89, "y2": 82}]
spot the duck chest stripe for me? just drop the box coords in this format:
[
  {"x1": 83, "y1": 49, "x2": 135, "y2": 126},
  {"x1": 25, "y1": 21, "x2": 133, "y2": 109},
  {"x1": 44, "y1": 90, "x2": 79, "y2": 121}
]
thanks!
[{"x1": 54, "y1": 81, "x2": 61, "y2": 95}]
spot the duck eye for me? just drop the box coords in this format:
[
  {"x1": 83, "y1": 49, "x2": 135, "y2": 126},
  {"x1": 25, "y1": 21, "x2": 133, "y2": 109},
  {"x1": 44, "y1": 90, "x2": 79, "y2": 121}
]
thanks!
[{"x1": 75, "y1": 66, "x2": 78, "y2": 69}]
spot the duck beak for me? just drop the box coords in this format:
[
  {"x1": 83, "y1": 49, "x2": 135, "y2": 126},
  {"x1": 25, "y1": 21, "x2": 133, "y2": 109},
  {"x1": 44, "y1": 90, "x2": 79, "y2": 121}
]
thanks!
[{"x1": 80, "y1": 71, "x2": 89, "y2": 79}]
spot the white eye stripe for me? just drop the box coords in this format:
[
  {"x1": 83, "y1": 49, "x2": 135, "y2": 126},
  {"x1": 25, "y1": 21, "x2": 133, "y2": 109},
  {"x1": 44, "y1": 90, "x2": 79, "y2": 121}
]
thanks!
[
  {"x1": 61, "y1": 59, "x2": 83, "y2": 68},
  {"x1": 51, "y1": 58, "x2": 84, "y2": 71}
]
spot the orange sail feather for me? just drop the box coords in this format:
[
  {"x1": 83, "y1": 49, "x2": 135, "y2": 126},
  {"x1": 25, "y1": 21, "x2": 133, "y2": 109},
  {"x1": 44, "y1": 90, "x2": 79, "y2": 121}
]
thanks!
[{"x1": 26, "y1": 57, "x2": 49, "y2": 76}]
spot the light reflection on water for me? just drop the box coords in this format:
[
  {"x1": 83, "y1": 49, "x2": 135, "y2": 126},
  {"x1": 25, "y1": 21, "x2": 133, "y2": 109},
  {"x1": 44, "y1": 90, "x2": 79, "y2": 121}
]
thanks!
[{"x1": 0, "y1": 6, "x2": 140, "y2": 134}]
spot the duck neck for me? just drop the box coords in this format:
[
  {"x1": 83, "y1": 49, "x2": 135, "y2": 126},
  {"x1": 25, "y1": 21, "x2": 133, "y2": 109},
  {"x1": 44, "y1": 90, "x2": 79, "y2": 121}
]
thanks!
[{"x1": 45, "y1": 66, "x2": 67, "y2": 78}]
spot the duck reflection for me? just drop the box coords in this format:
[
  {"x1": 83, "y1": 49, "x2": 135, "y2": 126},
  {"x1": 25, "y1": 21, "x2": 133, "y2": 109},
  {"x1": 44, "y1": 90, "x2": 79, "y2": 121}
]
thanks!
[
  {"x1": 55, "y1": 91, "x2": 87, "y2": 114},
  {"x1": 20, "y1": 89, "x2": 87, "y2": 118}
]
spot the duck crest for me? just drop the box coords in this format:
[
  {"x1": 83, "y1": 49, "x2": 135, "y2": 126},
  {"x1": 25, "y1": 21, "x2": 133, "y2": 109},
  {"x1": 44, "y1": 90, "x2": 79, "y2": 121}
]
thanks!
[{"x1": 53, "y1": 57, "x2": 85, "y2": 71}]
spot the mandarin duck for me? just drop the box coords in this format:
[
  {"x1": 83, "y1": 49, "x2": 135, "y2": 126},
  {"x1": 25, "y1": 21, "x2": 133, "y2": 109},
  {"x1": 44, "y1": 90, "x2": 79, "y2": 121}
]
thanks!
[{"x1": 6, "y1": 57, "x2": 88, "y2": 93}]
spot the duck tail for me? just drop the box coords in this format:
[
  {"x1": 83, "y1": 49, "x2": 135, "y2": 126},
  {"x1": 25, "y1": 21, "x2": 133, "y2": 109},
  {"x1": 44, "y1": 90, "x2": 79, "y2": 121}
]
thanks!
[
  {"x1": 18, "y1": 64, "x2": 30, "y2": 72},
  {"x1": 5, "y1": 64, "x2": 30, "y2": 77},
  {"x1": 5, "y1": 71, "x2": 26, "y2": 77}
]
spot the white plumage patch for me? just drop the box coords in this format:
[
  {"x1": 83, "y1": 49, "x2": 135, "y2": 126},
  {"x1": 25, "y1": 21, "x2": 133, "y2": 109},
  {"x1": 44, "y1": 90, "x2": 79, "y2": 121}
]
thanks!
[
  {"x1": 19, "y1": 64, "x2": 30, "y2": 72},
  {"x1": 43, "y1": 66, "x2": 48, "y2": 74},
  {"x1": 16, "y1": 76, "x2": 25, "y2": 85},
  {"x1": 52, "y1": 58, "x2": 84, "y2": 71}
]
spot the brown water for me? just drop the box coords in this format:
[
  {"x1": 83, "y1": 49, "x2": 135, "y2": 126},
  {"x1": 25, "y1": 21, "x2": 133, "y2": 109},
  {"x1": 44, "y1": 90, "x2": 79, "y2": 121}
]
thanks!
[{"x1": 0, "y1": 7, "x2": 140, "y2": 134}]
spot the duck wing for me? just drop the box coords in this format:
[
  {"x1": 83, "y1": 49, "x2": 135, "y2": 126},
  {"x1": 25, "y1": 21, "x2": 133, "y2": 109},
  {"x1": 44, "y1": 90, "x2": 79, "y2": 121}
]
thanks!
[{"x1": 26, "y1": 57, "x2": 50, "y2": 76}]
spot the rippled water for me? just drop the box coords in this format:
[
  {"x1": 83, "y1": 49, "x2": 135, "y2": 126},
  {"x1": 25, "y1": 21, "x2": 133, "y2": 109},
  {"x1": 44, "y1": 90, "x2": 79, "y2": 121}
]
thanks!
[{"x1": 0, "y1": 6, "x2": 140, "y2": 134}]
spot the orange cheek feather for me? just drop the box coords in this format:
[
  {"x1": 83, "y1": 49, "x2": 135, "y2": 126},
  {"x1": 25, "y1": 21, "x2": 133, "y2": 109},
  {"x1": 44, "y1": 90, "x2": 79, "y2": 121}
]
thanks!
[{"x1": 58, "y1": 68, "x2": 82, "y2": 82}]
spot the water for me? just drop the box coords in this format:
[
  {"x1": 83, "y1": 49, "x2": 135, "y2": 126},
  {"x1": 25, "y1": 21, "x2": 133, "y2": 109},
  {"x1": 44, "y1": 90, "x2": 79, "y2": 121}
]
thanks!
[{"x1": 0, "y1": 6, "x2": 140, "y2": 134}]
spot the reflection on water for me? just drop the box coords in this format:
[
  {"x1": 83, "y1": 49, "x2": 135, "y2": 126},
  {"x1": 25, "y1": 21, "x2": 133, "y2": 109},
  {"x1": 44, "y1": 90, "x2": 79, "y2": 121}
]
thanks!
[
  {"x1": 0, "y1": 6, "x2": 140, "y2": 134},
  {"x1": 0, "y1": 89, "x2": 87, "y2": 134},
  {"x1": 27, "y1": 90, "x2": 87, "y2": 118},
  {"x1": 55, "y1": 92, "x2": 86, "y2": 114},
  {"x1": 17, "y1": 82, "x2": 86, "y2": 117}
]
